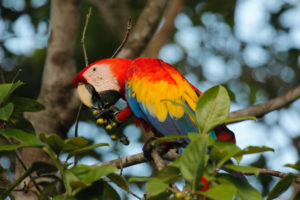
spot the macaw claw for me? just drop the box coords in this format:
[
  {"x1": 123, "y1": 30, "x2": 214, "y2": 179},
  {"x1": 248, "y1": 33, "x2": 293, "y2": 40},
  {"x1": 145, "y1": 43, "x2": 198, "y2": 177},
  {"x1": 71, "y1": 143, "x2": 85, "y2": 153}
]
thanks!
[{"x1": 93, "y1": 106, "x2": 120, "y2": 129}]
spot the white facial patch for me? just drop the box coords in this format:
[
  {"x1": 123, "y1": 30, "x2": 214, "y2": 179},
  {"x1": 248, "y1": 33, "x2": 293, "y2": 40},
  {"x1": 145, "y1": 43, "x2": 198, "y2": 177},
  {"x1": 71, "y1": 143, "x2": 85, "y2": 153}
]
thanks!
[{"x1": 83, "y1": 64, "x2": 120, "y2": 93}]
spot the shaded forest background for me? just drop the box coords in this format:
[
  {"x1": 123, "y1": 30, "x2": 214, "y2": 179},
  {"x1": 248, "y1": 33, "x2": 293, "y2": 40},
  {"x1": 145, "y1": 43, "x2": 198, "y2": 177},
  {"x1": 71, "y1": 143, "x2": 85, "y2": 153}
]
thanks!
[{"x1": 1, "y1": 0, "x2": 300, "y2": 199}]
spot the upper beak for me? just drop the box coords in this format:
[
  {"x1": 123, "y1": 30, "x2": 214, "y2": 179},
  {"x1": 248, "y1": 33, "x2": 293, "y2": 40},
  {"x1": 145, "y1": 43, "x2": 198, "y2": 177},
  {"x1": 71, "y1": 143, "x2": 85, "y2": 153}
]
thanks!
[
  {"x1": 77, "y1": 83, "x2": 94, "y2": 108},
  {"x1": 76, "y1": 83, "x2": 121, "y2": 109}
]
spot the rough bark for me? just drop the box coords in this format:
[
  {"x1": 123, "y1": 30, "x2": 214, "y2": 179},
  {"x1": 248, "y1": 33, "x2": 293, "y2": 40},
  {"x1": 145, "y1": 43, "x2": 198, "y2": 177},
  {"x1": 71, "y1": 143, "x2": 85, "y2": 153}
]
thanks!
[
  {"x1": 142, "y1": 0, "x2": 185, "y2": 58},
  {"x1": 116, "y1": 0, "x2": 168, "y2": 59},
  {"x1": 14, "y1": 1, "x2": 81, "y2": 199}
]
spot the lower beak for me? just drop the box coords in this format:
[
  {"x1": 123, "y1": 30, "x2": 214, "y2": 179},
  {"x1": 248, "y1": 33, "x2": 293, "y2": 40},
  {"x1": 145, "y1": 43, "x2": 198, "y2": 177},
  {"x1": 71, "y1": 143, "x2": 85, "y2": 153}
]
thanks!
[{"x1": 77, "y1": 83, "x2": 120, "y2": 109}]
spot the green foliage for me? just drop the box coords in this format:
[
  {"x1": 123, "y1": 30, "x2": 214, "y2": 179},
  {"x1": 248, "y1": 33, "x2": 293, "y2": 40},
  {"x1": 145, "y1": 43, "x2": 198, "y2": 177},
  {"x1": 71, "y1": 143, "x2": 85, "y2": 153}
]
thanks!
[
  {"x1": 0, "y1": 83, "x2": 298, "y2": 200},
  {"x1": 195, "y1": 85, "x2": 230, "y2": 134}
]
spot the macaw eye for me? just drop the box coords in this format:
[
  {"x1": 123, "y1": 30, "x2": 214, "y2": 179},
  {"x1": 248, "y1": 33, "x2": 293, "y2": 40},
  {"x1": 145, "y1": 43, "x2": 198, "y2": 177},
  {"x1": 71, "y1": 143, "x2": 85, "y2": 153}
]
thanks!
[{"x1": 92, "y1": 67, "x2": 96, "y2": 72}]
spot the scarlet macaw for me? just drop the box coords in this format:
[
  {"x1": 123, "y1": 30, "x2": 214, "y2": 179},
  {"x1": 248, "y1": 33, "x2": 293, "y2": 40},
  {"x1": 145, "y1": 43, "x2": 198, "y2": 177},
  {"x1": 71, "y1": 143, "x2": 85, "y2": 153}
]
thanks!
[{"x1": 73, "y1": 57, "x2": 235, "y2": 144}]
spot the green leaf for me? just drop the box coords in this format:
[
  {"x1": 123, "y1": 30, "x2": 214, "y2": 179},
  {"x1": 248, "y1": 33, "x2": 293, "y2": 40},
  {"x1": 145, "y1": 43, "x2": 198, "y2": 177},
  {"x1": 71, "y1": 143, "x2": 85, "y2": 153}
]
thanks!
[
  {"x1": 225, "y1": 164, "x2": 260, "y2": 176},
  {"x1": 146, "y1": 178, "x2": 168, "y2": 197},
  {"x1": 210, "y1": 140, "x2": 241, "y2": 167},
  {"x1": 107, "y1": 173, "x2": 129, "y2": 192},
  {"x1": 53, "y1": 196, "x2": 77, "y2": 200},
  {"x1": 0, "y1": 161, "x2": 58, "y2": 199},
  {"x1": 0, "y1": 81, "x2": 23, "y2": 105},
  {"x1": 0, "y1": 128, "x2": 43, "y2": 147},
  {"x1": 11, "y1": 97, "x2": 45, "y2": 112},
  {"x1": 0, "y1": 103, "x2": 14, "y2": 121},
  {"x1": 162, "y1": 99, "x2": 196, "y2": 121},
  {"x1": 69, "y1": 164, "x2": 118, "y2": 187},
  {"x1": 151, "y1": 135, "x2": 187, "y2": 146},
  {"x1": 75, "y1": 180, "x2": 121, "y2": 200},
  {"x1": 0, "y1": 144, "x2": 24, "y2": 151},
  {"x1": 68, "y1": 143, "x2": 109, "y2": 158},
  {"x1": 180, "y1": 134, "x2": 208, "y2": 190},
  {"x1": 40, "y1": 133, "x2": 64, "y2": 155},
  {"x1": 234, "y1": 146, "x2": 274, "y2": 158},
  {"x1": 63, "y1": 137, "x2": 89, "y2": 151},
  {"x1": 152, "y1": 165, "x2": 181, "y2": 183},
  {"x1": 129, "y1": 176, "x2": 152, "y2": 182},
  {"x1": 43, "y1": 146, "x2": 64, "y2": 171},
  {"x1": 202, "y1": 184, "x2": 237, "y2": 200},
  {"x1": 195, "y1": 85, "x2": 230, "y2": 134},
  {"x1": 222, "y1": 116, "x2": 257, "y2": 124},
  {"x1": 8, "y1": 115, "x2": 35, "y2": 133},
  {"x1": 267, "y1": 174, "x2": 298, "y2": 200},
  {"x1": 285, "y1": 160, "x2": 300, "y2": 171},
  {"x1": 218, "y1": 173, "x2": 263, "y2": 200}
]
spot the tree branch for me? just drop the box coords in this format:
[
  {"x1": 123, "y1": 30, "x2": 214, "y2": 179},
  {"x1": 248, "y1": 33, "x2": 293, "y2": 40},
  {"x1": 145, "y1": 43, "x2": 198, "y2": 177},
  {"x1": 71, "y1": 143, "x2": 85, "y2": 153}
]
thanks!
[
  {"x1": 229, "y1": 85, "x2": 300, "y2": 118},
  {"x1": 244, "y1": 168, "x2": 300, "y2": 184},
  {"x1": 116, "y1": 0, "x2": 168, "y2": 59},
  {"x1": 142, "y1": 0, "x2": 185, "y2": 58}
]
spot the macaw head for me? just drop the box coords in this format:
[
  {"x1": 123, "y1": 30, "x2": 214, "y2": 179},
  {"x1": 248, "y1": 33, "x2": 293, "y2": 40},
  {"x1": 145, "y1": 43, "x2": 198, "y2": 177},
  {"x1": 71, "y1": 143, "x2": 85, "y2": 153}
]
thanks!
[{"x1": 73, "y1": 58, "x2": 131, "y2": 109}]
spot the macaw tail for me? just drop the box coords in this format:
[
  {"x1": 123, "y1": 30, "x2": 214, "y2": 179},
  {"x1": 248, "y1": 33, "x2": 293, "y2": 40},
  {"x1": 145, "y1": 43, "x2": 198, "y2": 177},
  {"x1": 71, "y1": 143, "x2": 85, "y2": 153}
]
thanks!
[{"x1": 214, "y1": 125, "x2": 236, "y2": 144}]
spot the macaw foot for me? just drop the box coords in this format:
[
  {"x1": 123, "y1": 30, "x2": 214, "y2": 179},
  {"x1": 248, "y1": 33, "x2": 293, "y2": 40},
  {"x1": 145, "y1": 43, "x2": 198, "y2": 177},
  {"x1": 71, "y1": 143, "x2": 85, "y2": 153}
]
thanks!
[
  {"x1": 93, "y1": 106, "x2": 121, "y2": 130},
  {"x1": 142, "y1": 137, "x2": 185, "y2": 160}
]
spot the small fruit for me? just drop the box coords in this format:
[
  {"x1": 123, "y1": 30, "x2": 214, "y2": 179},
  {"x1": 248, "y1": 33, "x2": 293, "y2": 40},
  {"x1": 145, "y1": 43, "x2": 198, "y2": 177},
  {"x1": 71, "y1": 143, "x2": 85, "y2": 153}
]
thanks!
[
  {"x1": 96, "y1": 118, "x2": 104, "y2": 124},
  {"x1": 111, "y1": 122, "x2": 117, "y2": 127},
  {"x1": 105, "y1": 124, "x2": 112, "y2": 130},
  {"x1": 110, "y1": 134, "x2": 117, "y2": 140},
  {"x1": 175, "y1": 192, "x2": 184, "y2": 199},
  {"x1": 93, "y1": 110, "x2": 100, "y2": 115}
]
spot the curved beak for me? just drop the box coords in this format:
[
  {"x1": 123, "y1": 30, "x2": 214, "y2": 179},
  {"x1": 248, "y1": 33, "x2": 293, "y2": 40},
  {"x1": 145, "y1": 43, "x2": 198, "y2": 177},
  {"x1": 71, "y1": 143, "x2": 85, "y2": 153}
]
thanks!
[
  {"x1": 77, "y1": 84, "x2": 93, "y2": 108},
  {"x1": 77, "y1": 83, "x2": 121, "y2": 109}
]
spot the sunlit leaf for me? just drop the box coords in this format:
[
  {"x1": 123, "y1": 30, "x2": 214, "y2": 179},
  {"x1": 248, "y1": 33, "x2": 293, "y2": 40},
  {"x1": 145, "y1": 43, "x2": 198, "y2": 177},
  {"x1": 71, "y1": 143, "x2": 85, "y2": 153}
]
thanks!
[
  {"x1": 218, "y1": 173, "x2": 263, "y2": 200},
  {"x1": 267, "y1": 174, "x2": 298, "y2": 200},
  {"x1": 210, "y1": 140, "x2": 241, "y2": 167},
  {"x1": 0, "y1": 103, "x2": 14, "y2": 121},
  {"x1": 129, "y1": 176, "x2": 152, "y2": 182},
  {"x1": 146, "y1": 178, "x2": 168, "y2": 197},
  {"x1": 0, "y1": 144, "x2": 24, "y2": 151},
  {"x1": 202, "y1": 184, "x2": 237, "y2": 200},
  {"x1": 68, "y1": 143, "x2": 109, "y2": 158},
  {"x1": 285, "y1": 160, "x2": 300, "y2": 171},
  {"x1": 180, "y1": 135, "x2": 208, "y2": 190},
  {"x1": 195, "y1": 85, "x2": 230, "y2": 134},
  {"x1": 225, "y1": 164, "x2": 260, "y2": 176},
  {"x1": 234, "y1": 146, "x2": 274, "y2": 158},
  {"x1": 0, "y1": 81, "x2": 23, "y2": 105},
  {"x1": 63, "y1": 137, "x2": 89, "y2": 151},
  {"x1": 152, "y1": 165, "x2": 181, "y2": 183},
  {"x1": 222, "y1": 116, "x2": 257, "y2": 124}
]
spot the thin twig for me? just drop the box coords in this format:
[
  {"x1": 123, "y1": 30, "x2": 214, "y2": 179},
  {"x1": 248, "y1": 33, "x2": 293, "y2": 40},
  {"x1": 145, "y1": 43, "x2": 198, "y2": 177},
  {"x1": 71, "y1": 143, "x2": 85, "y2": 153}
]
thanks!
[
  {"x1": 74, "y1": 103, "x2": 82, "y2": 165},
  {"x1": 11, "y1": 69, "x2": 22, "y2": 83},
  {"x1": 74, "y1": 7, "x2": 92, "y2": 166},
  {"x1": 111, "y1": 18, "x2": 132, "y2": 58},
  {"x1": 128, "y1": 190, "x2": 142, "y2": 200},
  {"x1": 81, "y1": 7, "x2": 92, "y2": 67}
]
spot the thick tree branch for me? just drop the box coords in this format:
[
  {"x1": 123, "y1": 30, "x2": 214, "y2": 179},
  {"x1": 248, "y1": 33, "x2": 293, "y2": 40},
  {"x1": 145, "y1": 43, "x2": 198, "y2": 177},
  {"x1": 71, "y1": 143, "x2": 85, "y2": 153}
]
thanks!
[
  {"x1": 230, "y1": 85, "x2": 300, "y2": 118},
  {"x1": 116, "y1": 0, "x2": 168, "y2": 59},
  {"x1": 142, "y1": 0, "x2": 185, "y2": 58}
]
